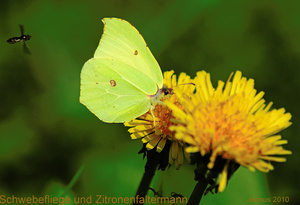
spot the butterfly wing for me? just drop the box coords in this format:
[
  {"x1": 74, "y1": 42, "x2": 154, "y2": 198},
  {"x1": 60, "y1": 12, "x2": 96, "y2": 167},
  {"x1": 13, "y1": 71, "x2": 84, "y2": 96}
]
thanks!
[
  {"x1": 94, "y1": 18, "x2": 163, "y2": 90},
  {"x1": 80, "y1": 18, "x2": 163, "y2": 123},
  {"x1": 80, "y1": 58, "x2": 156, "y2": 123}
]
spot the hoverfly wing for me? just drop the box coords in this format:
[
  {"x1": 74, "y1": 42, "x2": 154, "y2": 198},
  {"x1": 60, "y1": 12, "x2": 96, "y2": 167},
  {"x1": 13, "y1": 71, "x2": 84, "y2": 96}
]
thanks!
[
  {"x1": 23, "y1": 42, "x2": 31, "y2": 54},
  {"x1": 19, "y1": 24, "x2": 25, "y2": 35}
]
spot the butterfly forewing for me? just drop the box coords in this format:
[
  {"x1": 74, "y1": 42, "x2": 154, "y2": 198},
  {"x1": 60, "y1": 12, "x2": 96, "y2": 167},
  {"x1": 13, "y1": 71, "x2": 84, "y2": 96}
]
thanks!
[
  {"x1": 94, "y1": 18, "x2": 163, "y2": 92},
  {"x1": 80, "y1": 58, "x2": 151, "y2": 123}
]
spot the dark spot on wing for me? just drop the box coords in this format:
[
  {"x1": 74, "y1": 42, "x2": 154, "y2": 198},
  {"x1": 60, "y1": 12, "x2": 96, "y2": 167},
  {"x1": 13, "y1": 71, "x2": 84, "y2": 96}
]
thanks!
[
  {"x1": 96, "y1": 82, "x2": 98, "y2": 84},
  {"x1": 110, "y1": 80, "x2": 116, "y2": 87},
  {"x1": 134, "y1": 50, "x2": 138, "y2": 55}
]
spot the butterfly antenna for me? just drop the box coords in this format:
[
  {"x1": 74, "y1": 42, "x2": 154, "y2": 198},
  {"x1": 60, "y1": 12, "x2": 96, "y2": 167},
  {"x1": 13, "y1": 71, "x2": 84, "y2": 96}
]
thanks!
[{"x1": 174, "y1": 82, "x2": 195, "y2": 88}]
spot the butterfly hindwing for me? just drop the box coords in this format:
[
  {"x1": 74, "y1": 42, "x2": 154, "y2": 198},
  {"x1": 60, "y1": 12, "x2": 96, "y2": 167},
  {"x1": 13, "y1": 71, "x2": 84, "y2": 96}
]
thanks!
[{"x1": 80, "y1": 58, "x2": 152, "y2": 122}]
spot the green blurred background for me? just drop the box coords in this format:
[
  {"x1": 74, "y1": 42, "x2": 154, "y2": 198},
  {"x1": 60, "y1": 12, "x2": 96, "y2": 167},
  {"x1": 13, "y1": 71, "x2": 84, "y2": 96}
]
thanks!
[{"x1": 0, "y1": 0, "x2": 299, "y2": 204}]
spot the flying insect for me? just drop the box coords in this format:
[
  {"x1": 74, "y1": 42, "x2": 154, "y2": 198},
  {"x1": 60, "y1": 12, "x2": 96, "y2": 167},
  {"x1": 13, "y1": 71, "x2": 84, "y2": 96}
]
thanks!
[{"x1": 7, "y1": 24, "x2": 31, "y2": 54}]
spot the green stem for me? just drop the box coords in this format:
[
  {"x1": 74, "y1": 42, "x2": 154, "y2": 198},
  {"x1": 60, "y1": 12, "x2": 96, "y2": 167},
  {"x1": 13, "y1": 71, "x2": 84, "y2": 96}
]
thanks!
[
  {"x1": 187, "y1": 180, "x2": 208, "y2": 205},
  {"x1": 133, "y1": 148, "x2": 162, "y2": 205},
  {"x1": 133, "y1": 140, "x2": 170, "y2": 205},
  {"x1": 66, "y1": 165, "x2": 85, "y2": 191},
  {"x1": 133, "y1": 164, "x2": 158, "y2": 205},
  {"x1": 60, "y1": 165, "x2": 84, "y2": 198}
]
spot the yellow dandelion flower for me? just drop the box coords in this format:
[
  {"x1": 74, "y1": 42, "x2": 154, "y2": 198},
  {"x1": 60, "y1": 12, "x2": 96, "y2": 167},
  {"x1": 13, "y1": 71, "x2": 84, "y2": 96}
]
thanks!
[
  {"x1": 124, "y1": 70, "x2": 194, "y2": 169},
  {"x1": 166, "y1": 70, "x2": 292, "y2": 191}
]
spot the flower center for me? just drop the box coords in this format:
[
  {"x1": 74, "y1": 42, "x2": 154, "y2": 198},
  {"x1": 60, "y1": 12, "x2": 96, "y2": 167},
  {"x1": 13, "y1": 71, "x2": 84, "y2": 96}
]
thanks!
[
  {"x1": 194, "y1": 94, "x2": 263, "y2": 161},
  {"x1": 153, "y1": 95, "x2": 182, "y2": 140}
]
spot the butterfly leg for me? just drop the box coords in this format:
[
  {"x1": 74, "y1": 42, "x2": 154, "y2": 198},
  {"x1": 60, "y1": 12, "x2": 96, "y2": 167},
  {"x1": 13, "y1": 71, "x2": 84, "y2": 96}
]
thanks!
[
  {"x1": 150, "y1": 105, "x2": 156, "y2": 127},
  {"x1": 157, "y1": 101, "x2": 165, "y2": 105}
]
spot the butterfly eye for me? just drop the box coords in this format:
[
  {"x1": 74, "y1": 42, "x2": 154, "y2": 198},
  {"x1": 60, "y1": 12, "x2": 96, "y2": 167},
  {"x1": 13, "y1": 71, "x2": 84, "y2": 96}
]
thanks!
[
  {"x1": 161, "y1": 87, "x2": 173, "y2": 95},
  {"x1": 110, "y1": 80, "x2": 116, "y2": 87}
]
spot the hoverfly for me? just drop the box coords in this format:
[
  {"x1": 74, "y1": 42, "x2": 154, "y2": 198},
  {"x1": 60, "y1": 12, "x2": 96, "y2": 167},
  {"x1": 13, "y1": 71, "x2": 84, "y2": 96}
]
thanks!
[{"x1": 7, "y1": 24, "x2": 31, "y2": 54}]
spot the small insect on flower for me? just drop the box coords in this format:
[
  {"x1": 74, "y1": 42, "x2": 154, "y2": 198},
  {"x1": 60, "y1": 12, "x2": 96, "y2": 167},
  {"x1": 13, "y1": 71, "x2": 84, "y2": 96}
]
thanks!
[{"x1": 7, "y1": 24, "x2": 31, "y2": 54}]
